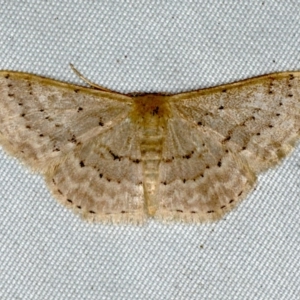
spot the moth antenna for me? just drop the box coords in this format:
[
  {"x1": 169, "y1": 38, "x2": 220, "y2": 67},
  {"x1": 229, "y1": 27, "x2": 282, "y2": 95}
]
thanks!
[{"x1": 69, "y1": 63, "x2": 114, "y2": 92}]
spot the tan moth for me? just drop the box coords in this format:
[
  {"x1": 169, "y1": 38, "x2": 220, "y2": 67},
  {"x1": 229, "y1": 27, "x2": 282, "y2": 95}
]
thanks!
[{"x1": 0, "y1": 66, "x2": 299, "y2": 223}]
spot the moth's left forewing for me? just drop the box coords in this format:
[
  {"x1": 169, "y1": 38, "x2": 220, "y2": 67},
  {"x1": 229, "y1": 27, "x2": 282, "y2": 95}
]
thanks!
[
  {"x1": 0, "y1": 71, "x2": 148, "y2": 223},
  {"x1": 0, "y1": 71, "x2": 133, "y2": 171}
]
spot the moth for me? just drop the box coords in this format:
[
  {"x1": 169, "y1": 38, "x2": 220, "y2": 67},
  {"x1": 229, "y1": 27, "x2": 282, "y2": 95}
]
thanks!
[{"x1": 0, "y1": 65, "x2": 299, "y2": 223}]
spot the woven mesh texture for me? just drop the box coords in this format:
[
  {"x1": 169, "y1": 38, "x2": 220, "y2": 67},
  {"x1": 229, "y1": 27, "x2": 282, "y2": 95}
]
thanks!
[{"x1": 0, "y1": 1, "x2": 299, "y2": 299}]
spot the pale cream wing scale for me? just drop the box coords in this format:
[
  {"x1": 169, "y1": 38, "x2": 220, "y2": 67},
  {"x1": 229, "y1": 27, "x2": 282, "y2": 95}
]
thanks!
[
  {"x1": 0, "y1": 71, "x2": 145, "y2": 222},
  {"x1": 157, "y1": 73, "x2": 300, "y2": 222}
]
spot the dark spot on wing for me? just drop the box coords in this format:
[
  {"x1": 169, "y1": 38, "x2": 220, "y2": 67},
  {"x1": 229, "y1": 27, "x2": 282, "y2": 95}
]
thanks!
[
  {"x1": 77, "y1": 107, "x2": 83, "y2": 112},
  {"x1": 80, "y1": 161, "x2": 85, "y2": 167},
  {"x1": 165, "y1": 156, "x2": 174, "y2": 163},
  {"x1": 69, "y1": 135, "x2": 77, "y2": 143},
  {"x1": 218, "y1": 105, "x2": 224, "y2": 110},
  {"x1": 67, "y1": 199, "x2": 73, "y2": 203},
  {"x1": 222, "y1": 136, "x2": 231, "y2": 142},
  {"x1": 152, "y1": 106, "x2": 159, "y2": 115},
  {"x1": 99, "y1": 121, "x2": 104, "y2": 126},
  {"x1": 109, "y1": 150, "x2": 121, "y2": 161}
]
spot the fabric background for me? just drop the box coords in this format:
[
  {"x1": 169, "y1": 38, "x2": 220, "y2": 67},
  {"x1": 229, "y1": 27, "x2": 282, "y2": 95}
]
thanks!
[{"x1": 0, "y1": 1, "x2": 299, "y2": 299}]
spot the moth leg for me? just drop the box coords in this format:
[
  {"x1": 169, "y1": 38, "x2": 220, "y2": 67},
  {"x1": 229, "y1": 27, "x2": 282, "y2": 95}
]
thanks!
[{"x1": 69, "y1": 63, "x2": 116, "y2": 93}]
